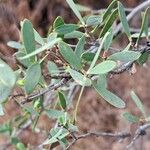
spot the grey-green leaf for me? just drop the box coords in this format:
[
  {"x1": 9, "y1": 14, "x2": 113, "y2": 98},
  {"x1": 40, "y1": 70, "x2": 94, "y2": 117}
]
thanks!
[
  {"x1": 53, "y1": 16, "x2": 65, "y2": 29},
  {"x1": 47, "y1": 61, "x2": 59, "y2": 75},
  {"x1": 75, "y1": 35, "x2": 85, "y2": 57},
  {"x1": 0, "y1": 104, "x2": 4, "y2": 116},
  {"x1": 55, "y1": 24, "x2": 79, "y2": 35},
  {"x1": 88, "y1": 60, "x2": 116, "y2": 75},
  {"x1": 123, "y1": 112, "x2": 139, "y2": 123},
  {"x1": 34, "y1": 29, "x2": 45, "y2": 45},
  {"x1": 24, "y1": 63, "x2": 41, "y2": 94},
  {"x1": 68, "y1": 68, "x2": 91, "y2": 86},
  {"x1": 86, "y1": 15, "x2": 102, "y2": 26},
  {"x1": 58, "y1": 41, "x2": 81, "y2": 70},
  {"x1": 19, "y1": 38, "x2": 61, "y2": 60},
  {"x1": 64, "y1": 31, "x2": 84, "y2": 39},
  {"x1": 108, "y1": 51, "x2": 141, "y2": 62},
  {"x1": 93, "y1": 82, "x2": 125, "y2": 108},
  {"x1": 46, "y1": 109, "x2": 65, "y2": 119},
  {"x1": 66, "y1": 0, "x2": 85, "y2": 25},
  {"x1": 130, "y1": 91, "x2": 146, "y2": 117},
  {"x1": 0, "y1": 59, "x2": 16, "y2": 102},
  {"x1": 118, "y1": 2, "x2": 131, "y2": 40},
  {"x1": 21, "y1": 19, "x2": 36, "y2": 61}
]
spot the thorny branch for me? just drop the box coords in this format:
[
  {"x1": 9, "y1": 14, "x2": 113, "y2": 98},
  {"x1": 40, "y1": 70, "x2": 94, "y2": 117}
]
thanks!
[{"x1": 66, "y1": 123, "x2": 150, "y2": 150}]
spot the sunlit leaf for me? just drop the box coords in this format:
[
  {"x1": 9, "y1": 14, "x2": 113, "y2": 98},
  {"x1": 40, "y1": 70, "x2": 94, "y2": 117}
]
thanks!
[
  {"x1": 93, "y1": 81, "x2": 125, "y2": 108},
  {"x1": 68, "y1": 68, "x2": 91, "y2": 86},
  {"x1": 88, "y1": 60, "x2": 116, "y2": 75},
  {"x1": 108, "y1": 51, "x2": 141, "y2": 62}
]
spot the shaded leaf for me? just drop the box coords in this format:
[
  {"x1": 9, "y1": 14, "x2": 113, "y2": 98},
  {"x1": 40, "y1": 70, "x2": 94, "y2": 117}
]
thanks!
[
  {"x1": 75, "y1": 35, "x2": 85, "y2": 57},
  {"x1": 64, "y1": 31, "x2": 84, "y2": 39},
  {"x1": 58, "y1": 41, "x2": 81, "y2": 70},
  {"x1": 104, "y1": 28, "x2": 113, "y2": 50},
  {"x1": 123, "y1": 112, "x2": 139, "y2": 123},
  {"x1": 118, "y1": 2, "x2": 131, "y2": 40},
  {"x1": 19, "y1": 38, "x2": 61, "y2": 60},
  {"x1": 81, "y1": 52, "x2": 95, "y2": 62},
  {"x1": 21, "y1": 19, "x2": 35, "y2": 61},
  {"x1": 100, "y1": 9, "x2": 118, "y2": 37},
  {"x1": 34, "y1": 29, "x2": 45, "y2": 45},
  {"x1": 103, "y1": 0, "x2": 117, "y2": 21},
  {"x1": 53, "y1": 16, "x2": 64, "y2": 29},
  {"x1": 131, "y1": 91, "x2": 146, "y2": 117},
  {"x1": 58, "y1": 91, "x2": 67, "y2": 110},
  {"x1": 46, "y1": 109, "x2": 65, "y2": 119},
  {"x1": 47, "y1": 61, "x2": 59, "y2": 75},
  {"x1": 0, "y1": 59, "x2": 16, "y2": 102},
  {"x1": 55, "y1": 24, "x2": 79, "y2": 35},
  {"x1": 66, "y1": 0, "x2": 85, "y2": 25},
  {"x1": 24, "y1": 63, "x2": 41, "y2": 94}
]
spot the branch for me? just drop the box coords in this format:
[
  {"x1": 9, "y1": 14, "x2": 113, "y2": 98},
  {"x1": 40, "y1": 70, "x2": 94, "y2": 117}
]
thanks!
[
  {"x1": 66, "y1": 123, "x2": 150, "y2": 150},
  {"x1": 21, "y1": 78, "x2": 68, "y2": 104},
  {"x1": 114, "y1": 0, "x2": 150, "y2": 36}
]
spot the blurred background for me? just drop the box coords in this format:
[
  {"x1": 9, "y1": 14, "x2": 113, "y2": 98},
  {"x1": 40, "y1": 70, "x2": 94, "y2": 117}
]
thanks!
[{"x1": 0, "y1": 0, "x2": 150, "y2": 149}]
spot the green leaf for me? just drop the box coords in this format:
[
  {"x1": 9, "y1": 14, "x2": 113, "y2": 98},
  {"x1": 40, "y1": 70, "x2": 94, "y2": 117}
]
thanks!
[
  {"x1": 123, "y1": 112, "x2": 139, "y2": 123},
  {"x1": 103, "y1": 0, "x2": 117, "y2": 21},
  {"x1": 19, "y1": 38, "x2": 61, "y2": 60},
  {"x1": 0, "y1": 122, "x2": 11, "y2": 133},
  {"x1": 104, "y1": 28, "x2": 113, "y2": 50},
  {"x1": 15, "y1": 51, "x2": 32, "y2": 67},
  {"x1": 0, "y1": 59, "x2": 16, "y2": 102},
  {"x1": 64, "y1": 31, "x2": 84, "y2": 39},
  {"x1": 130, "y1": 91, "x2": 146, "y2": 117},
  {"x1": 88, "y1": 32, "x2": 110, "y2": 71},
  {"x1": 47, "y1": 61, "x2": 59, "y2": 75},
  {"x1": 93, "y1": 82, "x2": 125, "y2": 108},
  {"x1": 76, "y1": 4, "x2": 91, "y2": 12},
  {"x1": 86, "y1": 15, "x2": 102, "y2": 26},
  {"x1": 16, "y1": 143, "x2": 26, "y2": 150},
  {"x1": 21, "y1": 19, "x2": 36, "y2": 61},
  {"x1": 81, "y1": 52, "x2": 95, "y2": 62},
  {"x1": 75, "y1": 35, "x2": 85, "y2": 57},
  {"x1": 68, "y1": 68, "x2": 91, "y2": 86},
  {"x1": 118, "y1": 2, "x2": 131, "y2": 40},
  {"x1": 55, "y1": 24, "x2": 79, "y2": 35},
  {"x1": 108, "y1": 51, "x2": 141, "y2": 62},
  {"x1": 24, "y1": 63, "x2": 41, "y2": 94},
  {"x1": 136, "y1": 7, "x2": 150, "y2": 45},
  {"x1": 34, "y1": 29, "x2": 45, "y2": 45},
  {"x1": 138, "y1": 52, "x2": 149, "y2": 65},
  {"x1": 7, "y1": 41, "x2": 23, "y2": 49},
  {"x1": 23, "y1": 105, "x2": 39, "y2": 116},
  {"x1": 66, "y1": 0, "x2": 85, "y2": 25},
  {"x1": 58, "y1": 41, "x2": 81, "y2": 70},
  {"x1": 88, "y1": 60, "x2": 116, "y2": 75},
  {"x1": 53, "y1": 16, "x2": 65, "y2": 29},
  {"x1": 58, "y1": 91, "x2": 67, "y2": 110},
  {"x1": 100, "y1": 9, "x2": 118, "y2": 37},
  {"x1": 0, "y1": 104, "x2": 4, "y2": 116},
  {"x1": 46, "y1": 109, "x2": 65, "y2": 119}
]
